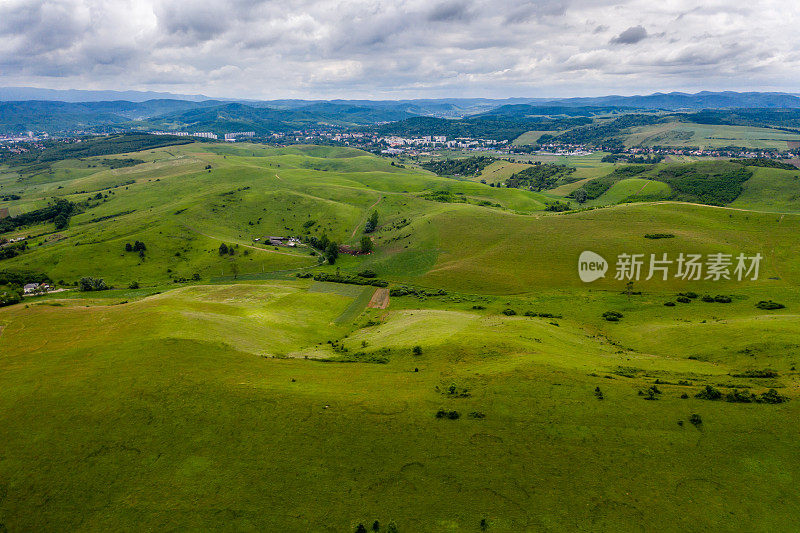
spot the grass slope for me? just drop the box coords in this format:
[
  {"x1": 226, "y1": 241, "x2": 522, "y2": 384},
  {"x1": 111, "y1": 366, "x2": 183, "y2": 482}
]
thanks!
[{"x1": 2, "y1": 140, "x2": 800, "y2": 531}]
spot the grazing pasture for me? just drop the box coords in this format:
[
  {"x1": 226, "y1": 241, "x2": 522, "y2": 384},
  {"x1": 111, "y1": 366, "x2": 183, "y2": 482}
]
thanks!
[{"x1": 2, "y1": 140, "x2": 800, "y2": 531}]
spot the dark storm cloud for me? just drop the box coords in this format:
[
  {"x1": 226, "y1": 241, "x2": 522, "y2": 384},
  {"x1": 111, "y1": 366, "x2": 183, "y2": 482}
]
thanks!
[
  {"x1": 427, "y1": 1, "x2": 473, "y2": 22},
  {"x1": 0, "y1": 0, "x2": 796, "y2": 98},
  {"x1": 610, "y1": 25, "x2": 648, "y2": 44}
]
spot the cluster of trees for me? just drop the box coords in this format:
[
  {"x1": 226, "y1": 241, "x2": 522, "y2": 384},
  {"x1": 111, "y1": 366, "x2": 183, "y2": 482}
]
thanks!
[
  {"x1": 544, "y1": 201, "x2": 571, "y2": 212},
  {"x1": 505, "y1": 163, "x2": 576, "y2": 191},
  {"x1": 420, "y1": 156, "x2": 495, "y2": 177},
  {"x1": 733, "y1": 158, "x2": 798, "y2": 170},
  {"x1": 0, "y1": 269, "x2": 50, "y2": 286},
  {"x1": 311, "y1": 272, "x2": 388, "y2": 287},
  {"x1": 695, "y1": 384, "x2": 788, "y2": 404},
  {"x1": 305, "y1": 234, "x2": 340, "y2": 264},
  {"x1": 218, "y1": 243, "x2": 236, "y2": 256},
  {"x1": 0, "y1": 286, "x2": 22, "y2": 307},
  {"x1": 601, "y1": 154, "x2": 665, "y2": 164},
  {"x1": 364, "y1": 211, "x2": 379, "y2": 233},
  {"x1": 389, "y1": 286, "x2": 447, "y2": 297},
  {"x1": 570, "y1": 161, "x2": 750, "y2": 206},
  {"x1": 124, "y1": 241, "x2": 147, "y2": 257},
  {"x1": 0, "y1": 198, "x2": 76, "y2": 233},
  {"x1": 655, "y1": 162, "x2": 752, "y2": 205},
  {"x1": 0, "y1": 240, "x2": 26, "y2": 260},
  {"x1": 78, "y1": 277, "x2": 108, "y2": 292}
]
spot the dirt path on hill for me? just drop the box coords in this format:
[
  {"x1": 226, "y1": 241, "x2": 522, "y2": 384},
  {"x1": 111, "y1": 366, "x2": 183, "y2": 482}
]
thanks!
[
  {"x1": 350, "y1": 196, "x2": 383, "y2": 238},
  {"x1": 367, "y1": 287, "x2": 390, "y2": 309}
]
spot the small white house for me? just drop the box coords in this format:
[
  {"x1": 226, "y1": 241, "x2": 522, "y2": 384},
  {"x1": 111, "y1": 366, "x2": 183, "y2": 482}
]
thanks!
[{"x1": 23, "y1": 283, "x2": 39, "y2": 294}]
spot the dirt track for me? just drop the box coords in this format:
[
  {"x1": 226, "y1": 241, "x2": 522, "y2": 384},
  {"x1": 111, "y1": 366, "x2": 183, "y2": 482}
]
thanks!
[{"x1": 367, "y1": 287, "x2": 390, "y2": 309}]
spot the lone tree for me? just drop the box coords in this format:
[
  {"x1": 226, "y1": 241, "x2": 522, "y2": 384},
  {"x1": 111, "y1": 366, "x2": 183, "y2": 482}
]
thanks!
[
  {"x1": 360, "y1": 236, "x2": 373, "y2": 254},
  {"x1": 218, "y1": 243, "x2": 229, "y2": 255},
  {"x1": 573, "y1": 188, "x2": 588, "y2": 204},
  {"x1": 364, "y1": 210, "x2": 379, "y2": 233}
]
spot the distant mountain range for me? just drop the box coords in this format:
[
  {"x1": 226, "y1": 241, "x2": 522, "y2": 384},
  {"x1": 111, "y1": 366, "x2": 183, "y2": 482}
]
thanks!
[
  {"x1": 2, "y1": 88, "x2": 800, "y2": 135},
  {"x1": 0, "y1": 87, "x2": 212, "y2": 103}
]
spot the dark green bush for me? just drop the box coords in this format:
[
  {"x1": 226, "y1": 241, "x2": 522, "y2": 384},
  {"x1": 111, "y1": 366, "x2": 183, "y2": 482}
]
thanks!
[
  {"x1": 756, "y1": 300, "x2": 785, "y2": 310},
  {"x1": 695, "y1": 385, "x2": 722, "y2": 400},
  {"x1": 602, "y1": 311, "x2": 623, "y2": 321}
]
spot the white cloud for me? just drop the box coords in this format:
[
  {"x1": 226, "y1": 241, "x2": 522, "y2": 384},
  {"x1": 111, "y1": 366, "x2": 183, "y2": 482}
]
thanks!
[{"x1": 0, "y1": 0, "x2": 798, "y2": 98}]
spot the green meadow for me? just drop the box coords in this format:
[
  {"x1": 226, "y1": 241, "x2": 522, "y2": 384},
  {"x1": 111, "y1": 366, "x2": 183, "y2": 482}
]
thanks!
[
  {"x1": 1, "y1": 140, "x2": 800, "y2": 531},
  {"x1": 623, "y1": 122, "x2": 800, "y2": 150}
]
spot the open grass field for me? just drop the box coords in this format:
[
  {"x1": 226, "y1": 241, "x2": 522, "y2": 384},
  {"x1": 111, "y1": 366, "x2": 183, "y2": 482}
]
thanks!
[
  {"x1": 586, "y1": 178, "x2": 672, "y2": 206},
  {"x1": 623, "y1": 121, "x2": 800, "y2": 150},
  {"x1": 730, "y1": 166, "x2": 800, "y2": 212},
  {"x1": 2, "y1": 139, "x2": 800, "y2": 530}
]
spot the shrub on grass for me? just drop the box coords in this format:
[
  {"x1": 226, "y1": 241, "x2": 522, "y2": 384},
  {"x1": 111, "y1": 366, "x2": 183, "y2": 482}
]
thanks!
[
  {"x1": 664, "y1": 301, "x2": 676, "y2": 306},
  {"x1": 756, "y1": 300, "x2": 785, "y2": 310},
  {"x1": 759, "y1": 389, "x2": 789, "y2": 404},
  {"x1": 676, "y1": 296, "x2": 691, "y2": 304},
  {"x1": 128, "y1": 281, "x2": 139, "y2": 289},
  {"x1": 714, "y1": 295, "x2": 732, "y2": 303},
  {"x1": 689, "y1": 414, "x2": 702, "y2": 427},
  {"x1": 602, "y1": 311, "x2": 623, "y2": 321},
  {"x1": 502, "y1": 308, "x2": 517, "y2": 316},
  {"x1": 695, "y1": 385, "x2": 722, "y2": 400},
  {"x1": 412, "y1": 345, "x2": 422, "y2": 355},
  {"x1": 731, "y1": 369, "x2": 778, "y2": 378},
  {"x1": 640, "y1": 385, "x2": 661, "y2": 400},
  {"x1": 724, "y1": 389, "x2": 755, "y2": 403}
]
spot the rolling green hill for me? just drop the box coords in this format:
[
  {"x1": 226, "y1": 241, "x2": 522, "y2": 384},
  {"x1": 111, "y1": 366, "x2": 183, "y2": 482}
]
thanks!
[{"x1": 2, "y1": 138, "x2": 800, "y2": 531}]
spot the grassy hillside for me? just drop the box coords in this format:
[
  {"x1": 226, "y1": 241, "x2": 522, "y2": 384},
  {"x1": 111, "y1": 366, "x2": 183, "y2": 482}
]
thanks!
[
  {"x1": 586, "y1": 178, "x2": 671, "y2": 205},
  {"x1": 623, "y1": 121, "x2": 800, "y2": 150},
  {"x1": 2, "y1": 139, "x2": 800, "y2": 531},
  {"x1": 2, "y1": 280, "x2": 799, "y2": 531}
]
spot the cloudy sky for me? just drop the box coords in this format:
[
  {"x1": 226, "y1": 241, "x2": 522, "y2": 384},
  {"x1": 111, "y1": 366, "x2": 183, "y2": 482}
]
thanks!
[{"x1": 0, "y1": 0, "x2": 798, "y2": 99}]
